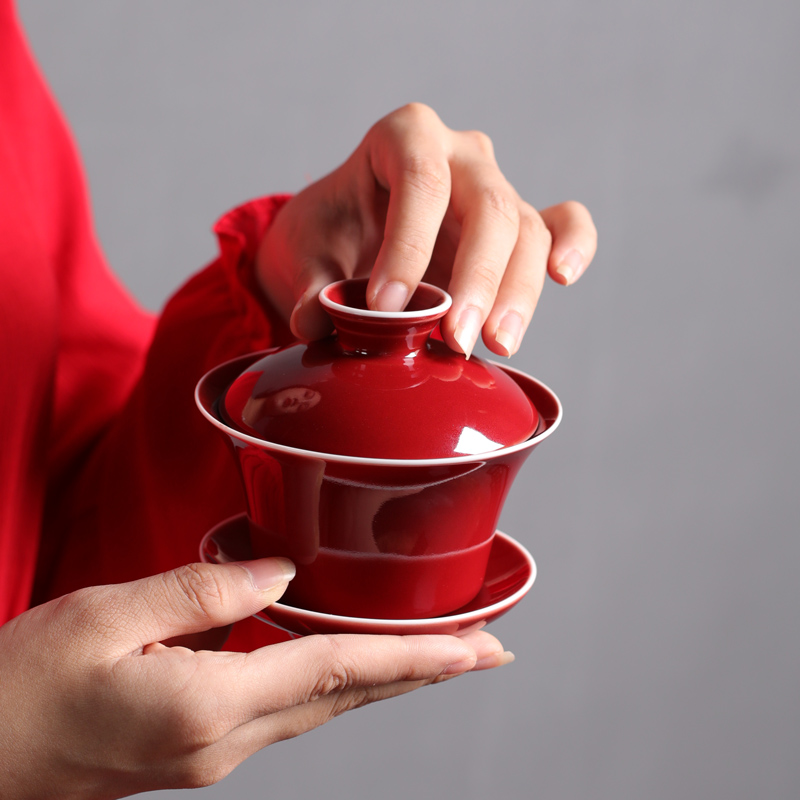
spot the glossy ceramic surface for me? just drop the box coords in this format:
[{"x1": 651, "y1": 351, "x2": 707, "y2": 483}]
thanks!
[
  {"x1": 196, "y1": 351, "x2": 561, "y2": 619},
  {"x1": 222, "y1": 279, "x2": 539, "y2": 459},
  {"x1": 200, "y1": 514, "x2": 536, "y2": 637}
]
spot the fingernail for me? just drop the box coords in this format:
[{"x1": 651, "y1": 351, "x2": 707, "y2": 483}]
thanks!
[
  {"x1": 237, "y1": 558, "x2": 296, "y2": 591},
  {"x1": 494, "y1": 311, "x2": 524, "y2": 357},
  {"x1": 555, "y1": 249, "x2": 584, "y2": 286},
  {"x1": 441, "y1": 657, "x2": 477, "y2": 676},
  {"x1": 373, "y1": 281, "x2": 410, "y2": 312},
  {"x1": 454, "y1": 307, "x2": 483, "y2": 360},
  {"x1": 474, "y1": 650, "x2": 515, "y2": 670}
]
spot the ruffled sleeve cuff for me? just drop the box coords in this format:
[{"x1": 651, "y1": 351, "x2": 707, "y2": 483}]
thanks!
[{"x1": 211, "y1": 193, "x2": 295, "y2": 350}]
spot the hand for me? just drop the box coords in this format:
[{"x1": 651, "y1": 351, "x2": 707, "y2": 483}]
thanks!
[
  {"x1": 0, "y1": 559, "x2": 511, "y2": 799},
  {"x1": 257, "y1": 102, "x2": 597, "y2": 358}
]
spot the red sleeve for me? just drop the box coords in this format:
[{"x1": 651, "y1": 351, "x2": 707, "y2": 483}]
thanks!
[
  {"x1": 0, "y1": 0, "x2": 159, "y2": 622},
  {"x1": 35, "y1": 195, "x2": 296, "y2": 651}
]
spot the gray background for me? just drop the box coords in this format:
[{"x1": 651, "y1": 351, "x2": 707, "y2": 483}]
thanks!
[{"x1": 17, "y1": 0, "x2": 799, "y2": 798}]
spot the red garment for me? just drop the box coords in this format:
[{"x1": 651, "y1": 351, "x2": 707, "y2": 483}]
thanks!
[{"x1": 0, "y1": 1, "x2": 292, "y2": 650}]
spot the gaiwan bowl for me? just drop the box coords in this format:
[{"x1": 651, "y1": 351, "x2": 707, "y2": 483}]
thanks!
[{"x1": 195, "y1": 279, "x2": 561, "y2": 619}]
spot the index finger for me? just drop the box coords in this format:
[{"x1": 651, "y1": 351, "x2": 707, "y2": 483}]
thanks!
[{"x1": 364, "y1": 108, "x2": 453, "y2": 311}]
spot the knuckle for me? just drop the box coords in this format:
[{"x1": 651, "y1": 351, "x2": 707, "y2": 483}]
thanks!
[
  {"x1": 400, "y1": 153, "x2": 451, "y2": 200},
  {"x1": 163, "y1": 694, "x2": 226, "y2": 753},
  {"x1": 511, "y1": 271, "x2": 545, "y2": 306},
  {"x1": 396, "y1": 101, "x2": 440, "y2": 127},
  {"x1": 54, "y1": 586, "x2": 99, "y2": 623},
  {"x1": 374, "y1": 103, "x2": 442, "y2": 141},
  {"x1": 466, "y1": 129, "x2": 495, "y2": 159},
  {"x1": 469, "y1": 262, "x2": 503, "y2": 305},
  {"x1": 519, "y1": 209, "x2": 552, "y2": 247},
  {"x1": 391, "y1": 234, "x2": 432, "y2": 269},
  {"x1": 332, "y1": 686, "x2": 372, "y2": 717},
  {"x1": 178, "y1": 715, "x2": 221, "y2": 753},
  {"x1": 54, "y1": 587, "x2": 120, "y2": 642},
  {"x1": 168, "y1": 563, "x2": 229, "y2": 624},
  {"x1": 478, "y1": 185, "x2": 519, "y2": 229},
  {"x1": 310, "y1": 636, "x2": 358, "y2": 699}
]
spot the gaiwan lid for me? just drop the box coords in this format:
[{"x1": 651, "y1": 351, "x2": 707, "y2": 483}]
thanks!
[{"x1": 222, "y1": 279, "x2": 539, "y2": 460}]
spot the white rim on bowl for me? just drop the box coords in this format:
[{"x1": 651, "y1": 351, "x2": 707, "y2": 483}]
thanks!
[{"x1": 195, "y1": 356, "x2": 563, "y2": 467}]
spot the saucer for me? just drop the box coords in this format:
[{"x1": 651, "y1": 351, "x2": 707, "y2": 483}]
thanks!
[{"x1": 199, "y1": 514, "x2": 536, "y2": 637}]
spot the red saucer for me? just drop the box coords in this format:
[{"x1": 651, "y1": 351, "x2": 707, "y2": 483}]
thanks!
[{"x1": 200, "y1": 514, "x2": 536, "y2": 637}]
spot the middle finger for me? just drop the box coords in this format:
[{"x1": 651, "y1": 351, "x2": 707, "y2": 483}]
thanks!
[{"x1": 441, "y1": 158, "x2": 521, "y2": 359}]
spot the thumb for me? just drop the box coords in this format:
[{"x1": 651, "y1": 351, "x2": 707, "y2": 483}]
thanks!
[
  {"x1": 289, "y1": 271, "x2": 338, "y2": 341},
  {"x1": 100, "y1": 559, "x2": 295, "y2": 654},
  {"x1": 288, "y1": 254, "x2": 349, "y2": 341}
]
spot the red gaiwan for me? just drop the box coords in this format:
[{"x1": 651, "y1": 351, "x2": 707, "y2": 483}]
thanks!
[{"x1": 196, "y1": 279, "x2": 562, "y2": 619}]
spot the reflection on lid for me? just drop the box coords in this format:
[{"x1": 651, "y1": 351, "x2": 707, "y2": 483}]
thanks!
[
  {"x1": 454, "y1": 427, "x2": 503, "y2": 455},
  {"x1": 243, "y1": 386, "x2": 322, "y2": 423}
]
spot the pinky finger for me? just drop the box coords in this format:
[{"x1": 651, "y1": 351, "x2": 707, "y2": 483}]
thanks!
[{"x1": 539, "y1": 201, "x2": 598, "y2": 286}]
